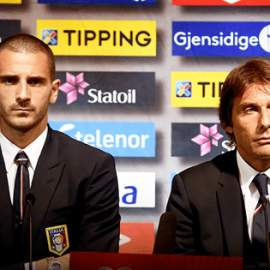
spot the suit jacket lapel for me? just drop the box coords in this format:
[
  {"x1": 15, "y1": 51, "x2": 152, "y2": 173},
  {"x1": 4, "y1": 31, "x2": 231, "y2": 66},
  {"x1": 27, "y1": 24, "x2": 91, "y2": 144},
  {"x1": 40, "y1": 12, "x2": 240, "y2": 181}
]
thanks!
[
  {"x1": 22, "y1": 127, "x2": 65, "y2": 247},
  {"x1": 216, "y1": 151, "x2": 245, "y2": 257},
  {"x1": 0, "y1": 146, "x2": 15, "y2": 250}
]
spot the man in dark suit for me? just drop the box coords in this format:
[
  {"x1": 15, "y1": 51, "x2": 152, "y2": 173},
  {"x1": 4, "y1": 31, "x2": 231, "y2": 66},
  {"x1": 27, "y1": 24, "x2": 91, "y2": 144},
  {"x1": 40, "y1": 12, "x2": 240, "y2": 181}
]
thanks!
[
  {"x1": 0, "y1": 33, "x2": 120, "y2": 269},
  {"x1": 166, "y1": 58, "x2": 270, "y2": 268}
]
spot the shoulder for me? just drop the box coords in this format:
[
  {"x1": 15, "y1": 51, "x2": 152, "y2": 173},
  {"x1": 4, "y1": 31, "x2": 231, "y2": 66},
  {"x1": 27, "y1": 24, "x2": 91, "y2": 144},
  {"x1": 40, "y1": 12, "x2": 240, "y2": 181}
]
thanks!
[
  {"x1": 50, "y1": 128, "x2": 114, "y2": 162},
  {"x1": 177, "y1": 150, "x2": 237, "y2": 185}
]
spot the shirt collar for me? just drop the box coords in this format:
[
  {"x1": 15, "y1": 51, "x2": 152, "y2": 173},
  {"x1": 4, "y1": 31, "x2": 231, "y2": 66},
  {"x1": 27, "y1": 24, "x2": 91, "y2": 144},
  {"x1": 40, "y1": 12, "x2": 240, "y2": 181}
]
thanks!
[
  {"x1": 237, "y1": 150, "x2": 270, "y2": 195},
  {"x1": 0, "y1": 126, "x2": 48, "y2": 173}
]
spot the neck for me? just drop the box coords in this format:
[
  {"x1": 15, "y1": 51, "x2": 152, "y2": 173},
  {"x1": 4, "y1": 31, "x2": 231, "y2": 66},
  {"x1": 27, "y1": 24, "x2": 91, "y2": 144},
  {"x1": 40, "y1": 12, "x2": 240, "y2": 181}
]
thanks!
[
  {"x1": 1, "y1": 126, "x2": 47, "y2": 149},
  {"x1": 246, "y1": 158, "x2": 270, "y2": 172}
]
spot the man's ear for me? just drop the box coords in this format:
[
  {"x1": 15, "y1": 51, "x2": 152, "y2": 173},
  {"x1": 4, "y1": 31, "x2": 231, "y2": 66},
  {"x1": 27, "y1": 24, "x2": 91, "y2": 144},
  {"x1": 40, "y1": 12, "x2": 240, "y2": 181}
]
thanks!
[
  {"x1": 50, "y1": 79, "x2": 60, "y2": 104},
  {"x1": 225, "y1": 126, "x2": 233, "y2": 135}
]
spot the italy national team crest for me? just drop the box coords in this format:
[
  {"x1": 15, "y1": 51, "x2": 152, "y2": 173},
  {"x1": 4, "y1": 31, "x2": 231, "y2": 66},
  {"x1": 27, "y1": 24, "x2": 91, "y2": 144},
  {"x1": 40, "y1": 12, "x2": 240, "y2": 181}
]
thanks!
[{"x1": 46, "y1": 225, "x2": 70, "y2": 256}]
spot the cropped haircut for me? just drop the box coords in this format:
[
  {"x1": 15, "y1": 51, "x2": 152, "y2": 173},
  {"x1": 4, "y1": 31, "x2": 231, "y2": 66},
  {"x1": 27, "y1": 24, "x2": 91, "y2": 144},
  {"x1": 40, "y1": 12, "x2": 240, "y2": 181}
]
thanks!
[
  {"x1": 219, "y1": 58, "x2": 270, "y2": 144},
  {"x1": 0, "y1": 33, "x2": 55, "y2": 80}
]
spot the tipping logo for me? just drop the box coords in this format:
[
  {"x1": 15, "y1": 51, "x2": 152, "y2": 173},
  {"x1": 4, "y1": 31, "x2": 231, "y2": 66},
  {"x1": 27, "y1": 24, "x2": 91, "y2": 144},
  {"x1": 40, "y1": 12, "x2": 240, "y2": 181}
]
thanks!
[
  {"x1": 176, "y1": 81, "x2": 191, "y2": 98},
  {"x1": 42, "y1": 30, "x2": 58, "y2": 45}
]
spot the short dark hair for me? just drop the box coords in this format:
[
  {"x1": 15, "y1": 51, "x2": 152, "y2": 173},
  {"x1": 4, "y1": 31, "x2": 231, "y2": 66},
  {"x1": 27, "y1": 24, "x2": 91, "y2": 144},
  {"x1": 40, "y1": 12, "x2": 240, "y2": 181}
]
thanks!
[
  {"x1": 219, "y1": 58, "x2": 270, "y2": 144},
  {"x1": 0, "y1": 33, "x2": 55, "y2": 80}
]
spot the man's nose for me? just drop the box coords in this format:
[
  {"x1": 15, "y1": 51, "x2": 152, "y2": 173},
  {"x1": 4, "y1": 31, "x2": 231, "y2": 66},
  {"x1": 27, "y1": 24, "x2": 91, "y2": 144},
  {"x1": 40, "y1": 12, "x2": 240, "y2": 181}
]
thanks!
[
  {"x1": 259, "y1": 109, "x2": 270, "y2": 129},
  {"x1": 16, "y1": 82, "x2": 31, "y2": 102}
]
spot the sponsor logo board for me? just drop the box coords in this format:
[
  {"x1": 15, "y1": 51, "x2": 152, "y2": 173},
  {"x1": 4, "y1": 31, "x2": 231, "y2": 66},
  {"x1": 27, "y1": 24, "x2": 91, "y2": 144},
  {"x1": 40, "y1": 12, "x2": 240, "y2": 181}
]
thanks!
[
  {"x1": 172, "y1": 123, "x2": 234, "y2": 157},
  {"x1": 54, "y1": 71, "x2": 155, "y2": 107},
  {"x1": 0, "y1": 20, "x2": 21, "y2": 42},
  {"x1": 171, "y1": 72, "x2": 228, "y2": 107},
  {"x1": 119, "y1": 223, "x2": 155, "y2": 254},
  {"x1": 37, "y1": 20, "x2": 156, "y2": 56},
  {"x1": 39, "y1": 0, "x2": 156, "y2": 4},
  {"x1": 173, "y1": 22, "x2": 270, "y2": 56},
  {"x1": 0, "y1": 0, "x2": 21, "y2": 3},
  {"x1": 118, "y1": 172, "x2": 155, "y2": 208},
  {"x1": 49, "y1": 121, "x2": 156, "y2": 157},
  {"x1": 172, "y1": 0, "x2": 269, "y2": 5}
]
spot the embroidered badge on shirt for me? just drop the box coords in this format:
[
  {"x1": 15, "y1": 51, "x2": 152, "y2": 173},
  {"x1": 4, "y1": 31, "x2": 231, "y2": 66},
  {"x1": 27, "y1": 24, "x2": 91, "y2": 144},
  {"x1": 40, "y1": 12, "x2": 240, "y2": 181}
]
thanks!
[{"x1": 46, "y1": 225, "x2": 70, "y2": 256}]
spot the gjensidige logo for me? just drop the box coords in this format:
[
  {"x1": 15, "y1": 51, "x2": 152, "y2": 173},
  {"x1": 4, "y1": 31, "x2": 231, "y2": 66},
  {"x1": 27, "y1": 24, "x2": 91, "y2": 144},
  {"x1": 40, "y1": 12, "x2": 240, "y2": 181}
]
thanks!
[
  {"x1": 259, "y1": 25, "x2": 270, "y2": 53},
  {"x1": 173, "y1": 22, "x2": 270, "y2": 57}
]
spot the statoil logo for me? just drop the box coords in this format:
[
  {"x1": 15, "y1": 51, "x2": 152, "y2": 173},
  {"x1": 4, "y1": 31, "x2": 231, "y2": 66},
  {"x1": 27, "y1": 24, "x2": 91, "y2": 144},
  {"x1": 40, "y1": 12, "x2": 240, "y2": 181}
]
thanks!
[
  {"x1": 173, "y1": 22, "x2": 270, "y2": 56},
  {"x1": 54, "y1": 71, "x2": 155, "y2": 107},
  {"x1": 171, "y1": 123, "x2": 235, "y2": 157}
]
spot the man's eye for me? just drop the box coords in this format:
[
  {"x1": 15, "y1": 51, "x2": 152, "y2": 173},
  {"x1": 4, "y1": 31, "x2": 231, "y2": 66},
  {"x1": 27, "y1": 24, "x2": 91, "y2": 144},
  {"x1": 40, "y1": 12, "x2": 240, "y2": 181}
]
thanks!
[
  {"x1": 6, "y1": 78, "x2": 15, "y2": 84},
  {"x1": 28, "y1": 79, "x2": 45, "y2": 85},
  {"x1": 28, "y1": 80, "x2": 40, "y2": 85},
  {"x1": 245, "y1": 107, "x2": 255, "y2": 113}
]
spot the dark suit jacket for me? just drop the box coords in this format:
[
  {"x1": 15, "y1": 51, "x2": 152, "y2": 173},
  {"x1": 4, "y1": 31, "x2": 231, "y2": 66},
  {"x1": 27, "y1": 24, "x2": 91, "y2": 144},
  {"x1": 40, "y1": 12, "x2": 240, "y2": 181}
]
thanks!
[
  {"x1": 0, "y1": 126, "x2": 120, "y2": 268},
  {"x1": 166, "y1": 150, "x2": 254, "y2": 262}
]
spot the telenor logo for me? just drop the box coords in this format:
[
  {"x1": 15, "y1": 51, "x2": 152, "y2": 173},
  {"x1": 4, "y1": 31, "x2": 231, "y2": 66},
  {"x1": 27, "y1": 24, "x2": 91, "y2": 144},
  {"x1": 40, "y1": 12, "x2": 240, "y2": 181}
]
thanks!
[
  {"x1": 50, "y1": 121, "x2": 156, "y2": 157},
  {"x1": 173, "y1": 22, "x2": 270, "y2": 57}
]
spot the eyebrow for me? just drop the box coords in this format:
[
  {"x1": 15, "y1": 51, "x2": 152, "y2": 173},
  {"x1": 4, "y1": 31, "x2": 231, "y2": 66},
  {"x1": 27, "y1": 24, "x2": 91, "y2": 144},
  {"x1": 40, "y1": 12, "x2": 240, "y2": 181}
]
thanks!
[
  {"x1": 0, "y1": 75, "x2": 19, "y2": 79},
  {"x1": 27, "y1": 76, "x2": 48, "y2": 82},
  {"x1": 0, "y1": 75, "x2": 48, "y2": 81}
]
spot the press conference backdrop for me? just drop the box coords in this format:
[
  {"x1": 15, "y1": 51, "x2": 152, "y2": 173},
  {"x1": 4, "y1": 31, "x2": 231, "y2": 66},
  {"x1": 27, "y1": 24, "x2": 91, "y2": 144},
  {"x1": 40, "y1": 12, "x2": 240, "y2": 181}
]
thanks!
[{"x1": 0, "y1": 0, "x2": 267, "y2": 254}]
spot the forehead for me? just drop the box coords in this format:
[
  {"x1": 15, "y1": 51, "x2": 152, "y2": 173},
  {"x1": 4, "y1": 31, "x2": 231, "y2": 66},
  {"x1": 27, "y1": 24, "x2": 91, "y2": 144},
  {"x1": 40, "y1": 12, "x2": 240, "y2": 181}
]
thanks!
[
  {"x1": 0, "y1": 49, "x2": 50, "y2": 77},
  {"x1": 237, "y1": 83, "x2": 270, "y2": 103}
]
